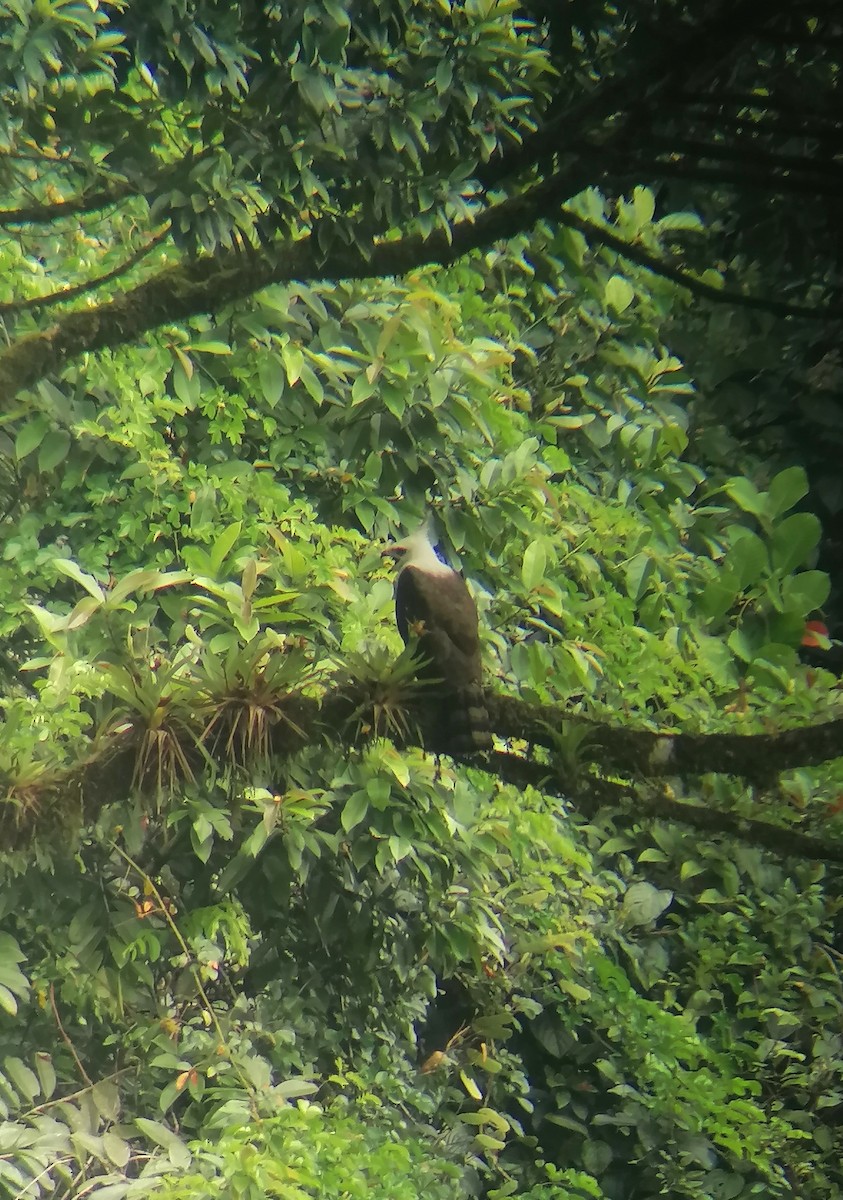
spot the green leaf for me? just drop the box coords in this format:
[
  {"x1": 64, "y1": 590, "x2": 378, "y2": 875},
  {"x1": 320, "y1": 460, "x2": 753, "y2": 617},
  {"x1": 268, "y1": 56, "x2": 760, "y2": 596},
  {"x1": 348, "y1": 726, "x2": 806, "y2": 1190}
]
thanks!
[
  {"x1": 15, "y1": 416, "x2": 49, "y2": 460},
  {"x1": 0, "y1": 955, "x2": 29, "y2": 1001},
  {"x1": 299, "y1": 363, "x2": 324, "y2": 403},
  {"x1": 599, "y1": 836, "x2": 633, "y2": 857},
  {"x1": 728, "y1": 627, "x2": 757, "y2": 664},
  {"x1": 521, "y1": 541, "x2": 547, "y2": 592},
  {"x1": 209, "y1": 522, "x2": 242, "y2": 576},
  {"x1": 625, "y1": 552, "x2": 654, "y2": 603},
  {"x1": 545, "y1": 1113, "x2": 589, "y2": 1135},
  {"x1": 770, "y1": 512, "x2": 821, "y2": 573},
  {"x1": 724, "y1": 477, "x2": 767, "y2": 518},
  {"x1": 475, "y1": 1132, "x2": 506, "y2": 1152},
  {"x1": 435, "y1": 58, "x2": 453, "y2": 93},
  {"x1": 656, "y1": 211, "x2": 704, "y2": 232},
  {"x1": 136, "y1": 1117, "x2": 190, "y2": 1168},
  {"x1": 781, "y1": 570, "x2": 830, "y2": 615},
  {"x1": 582, "y1": 1140, "x2": 613, "y2": 1174},
  {"x1": 725, "y1": 528, "x2": 768, "y2": 587},
  {"x1": 621, "y1": 881, "x2": 673, "y2": 927},
  {"x1": 293, "y1": 67, "x2": 336, "y2": 114},
  {"x1": 259, "y1": 356, "x2": 285, "y2": 406},
  {"x1": 631, "y1": 185, "x2": 655, "y2": 227},
  {"x1": 604, "y1": 275, "x2": 635, "y2": 313},
  {"x1": 34, "y1": 1054, "x2": 56, "y2": 1100},
  {"x1": 0, "y1": 933, "x2": 25, "y2": 965},
  {"x1": 274, "y1": 1077, "x2": 319, "y2": 1100},
  {"x1": 108, "y1": 569, "x2": 191, "y2": 607},
  {"x1": 102, "y1": 1131, "x2": 131, "y2": 1168},
  {"x1": 341, "y1": 790, "x2": 369, "y2": 832},
  {"x1": 53, "y1": 559, "x2": 105, "y2": 601},
  {"x1": 767, "y1": 466, "x2": 808, "y2": 518},
  {"x1": 351, "y1": 373, "x2": 376, "y2": 405},
  {"x1": 37, "y1": 429, "x2": 71, "y2": 472},
  {"x1": 557, "y1": 978, "x2": 591, "y2": 1001},
  {"x1": 4, "y1": 1057, "x2": 39, "y2": 1101},
  {"x1": 92, "y1": 1078, "x2": 121, "y2": 1120},
  {"x1": 281, "y1": 343, "x2": 304, "y2": 385},
  {"x1": 637, "y1": 848, "x2": 669, "y2": 863}
]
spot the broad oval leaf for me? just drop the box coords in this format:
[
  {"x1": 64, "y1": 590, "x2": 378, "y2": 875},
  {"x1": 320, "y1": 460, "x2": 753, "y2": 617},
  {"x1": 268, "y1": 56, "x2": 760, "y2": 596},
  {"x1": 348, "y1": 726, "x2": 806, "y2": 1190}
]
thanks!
[
  {"x1": 767, "y1": 465, "x2": 808, "y2": 518},
  {"x1": 341, "y1": 790, "x2": 368, "y2": 833},
  {"x1": 38, "y1": 429, "x2": 71, "y2": 472},
  {"x1": 521, "y1": 541, "x2": 547, "y2": 592},
  {"x1": 771, "y1": 512, "x2": 821, "y2": 574},
  {"x1": 604, "y1": 275, "x2": 634, "y2": 313},
  {"x1": 15, "y1": 416, "x2": 49, "y2": 461}
]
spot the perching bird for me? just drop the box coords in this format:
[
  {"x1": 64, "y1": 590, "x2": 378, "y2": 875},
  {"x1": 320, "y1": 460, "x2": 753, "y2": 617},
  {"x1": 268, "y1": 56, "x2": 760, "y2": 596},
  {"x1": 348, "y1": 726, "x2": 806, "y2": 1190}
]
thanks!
[{"x1": 381, "y1": 517, "x2": 491, "y2": 754}]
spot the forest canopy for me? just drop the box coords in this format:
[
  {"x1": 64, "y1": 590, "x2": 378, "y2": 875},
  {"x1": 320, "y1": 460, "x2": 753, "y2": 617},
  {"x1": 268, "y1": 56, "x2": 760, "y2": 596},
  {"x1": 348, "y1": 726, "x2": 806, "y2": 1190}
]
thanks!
[{"x1": 0, "y1": 3, "x2": 841, "y2": 1199}]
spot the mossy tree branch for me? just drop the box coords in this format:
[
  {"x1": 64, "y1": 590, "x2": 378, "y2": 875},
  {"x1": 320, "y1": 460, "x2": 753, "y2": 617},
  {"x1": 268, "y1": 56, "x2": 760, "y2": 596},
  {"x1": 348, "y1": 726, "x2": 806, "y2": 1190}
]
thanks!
[
  {"x1": 9, "y1": 684, "x2": 842, "y2": 866},
  {"x1": 4, "y1": 154, "x2": 837, "y2": 403}
]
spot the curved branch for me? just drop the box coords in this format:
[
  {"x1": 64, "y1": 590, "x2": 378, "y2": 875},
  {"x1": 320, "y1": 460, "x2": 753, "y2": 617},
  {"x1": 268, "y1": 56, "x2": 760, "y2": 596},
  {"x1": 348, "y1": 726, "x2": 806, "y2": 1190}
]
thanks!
[
  {"x1": 0, "y1": 168, "x2": 598, "y2": 400},
  {"x1": 0, "y1": 147, "x2": 215, "y2": 228},
  {"x1": 0, "y1": 226, "x2": 171, "y2": 317},
  {"x1": 490, "y1": 752, "x2": 843, "y2": 867},
  {"x1": 555, "y1": 207, "x2": 838, "y2": 319},
  {"x1": 619, "y1": 155, "x2": 843, "y2": 199},
  {"x1": 679, "y1": 107, "x2": 843, "y2": 147},
  {"x1": 0, "y1": 181, "x2": 141, "y2": 228},
  {"x1": 645, "y1": 134, "x2": 843, "y2": 181},
  {"x1": 3, "y1": 161, "x2": 837, "y2": 401}
]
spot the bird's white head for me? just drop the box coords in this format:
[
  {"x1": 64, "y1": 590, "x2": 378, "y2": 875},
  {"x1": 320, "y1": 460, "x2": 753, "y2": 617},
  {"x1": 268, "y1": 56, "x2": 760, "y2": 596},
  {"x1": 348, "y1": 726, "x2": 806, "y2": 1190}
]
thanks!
[{"x1": 380, "y1": 515, "x2": 453, "y2": 576}]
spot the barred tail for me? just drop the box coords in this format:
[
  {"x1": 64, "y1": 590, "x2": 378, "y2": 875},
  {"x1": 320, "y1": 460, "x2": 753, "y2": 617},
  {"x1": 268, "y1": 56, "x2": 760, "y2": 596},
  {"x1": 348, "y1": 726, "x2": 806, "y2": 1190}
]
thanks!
[{"x1": 444, "y1": 684, "x2": 492, "y2": 755}]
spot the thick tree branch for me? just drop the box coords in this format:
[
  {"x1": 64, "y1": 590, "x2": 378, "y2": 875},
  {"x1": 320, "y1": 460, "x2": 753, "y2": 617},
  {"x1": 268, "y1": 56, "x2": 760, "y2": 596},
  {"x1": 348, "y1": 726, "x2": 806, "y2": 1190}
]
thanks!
[
  {"x1": 0, "y1": 170, "x2": 601, "y2": 400},
  {"x1": 485, "y1": 694, "x2": 843, "y2": 780},
  {"x1": 6, "y1": 685, "x2": 841, "y2": 866},
  {"x1": 3, "y1": 159, "x2": 837, "y2": 400}
]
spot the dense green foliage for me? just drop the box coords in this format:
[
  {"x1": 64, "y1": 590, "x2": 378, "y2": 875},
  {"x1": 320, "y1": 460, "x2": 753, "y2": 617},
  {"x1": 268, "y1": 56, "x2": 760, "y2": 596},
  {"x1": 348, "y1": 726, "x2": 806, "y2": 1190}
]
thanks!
[{"x1": 0, "y1": 3, "x2": 841, "y2": 1200}]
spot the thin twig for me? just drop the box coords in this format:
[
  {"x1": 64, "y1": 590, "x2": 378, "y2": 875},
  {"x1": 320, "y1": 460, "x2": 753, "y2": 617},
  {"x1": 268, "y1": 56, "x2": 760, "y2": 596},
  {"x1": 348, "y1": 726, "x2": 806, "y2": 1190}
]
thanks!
[
  {"x1": 0, "y1": 226, "x2": 171, "y2": 317},
  {"x1": 108, "y1": 840, "x2": 259, "y2": 1112},
  {"x1": 49, "y1": 983, "x2": 93, "y2": 1087},
  {"x1": 27, "y1": 1069, "x2": 129, "y2": 1116}
]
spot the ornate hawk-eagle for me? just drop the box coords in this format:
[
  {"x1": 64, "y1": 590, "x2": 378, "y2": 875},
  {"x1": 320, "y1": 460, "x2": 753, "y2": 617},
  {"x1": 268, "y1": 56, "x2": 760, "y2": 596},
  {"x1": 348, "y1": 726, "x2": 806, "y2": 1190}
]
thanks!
[{"x1": 381, "y1": 518, "x2": 491, "y2": 754}]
